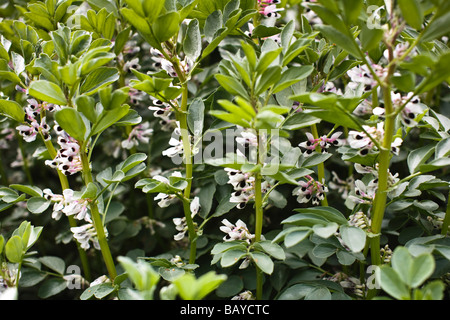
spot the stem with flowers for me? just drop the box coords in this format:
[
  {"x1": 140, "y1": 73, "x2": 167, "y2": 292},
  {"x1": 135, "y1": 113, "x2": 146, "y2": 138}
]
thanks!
[
  {"x1": 367, "y1": 21, "x2": 401, "y2": 292},
  {"x1": 161, "y1": 42, "x2": 197, "y2": 265},
  {"x1": 42, "y1": 135, "x2": 91, "y2": 282},
  {"x1": 79, "y1": 149, "x2": 117, "y2": 281}
]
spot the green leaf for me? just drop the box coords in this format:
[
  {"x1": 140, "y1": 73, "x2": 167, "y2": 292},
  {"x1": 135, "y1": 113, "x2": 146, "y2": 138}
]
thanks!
[
  {"x1": 216, "y1": 275, "x2": 243, "y2": 298},
  {"x1": 0, "y1": 235, "x2": 4, "y2": 254},
  {"x1": 341, "y1": 0, "x2": 363, "y2": 25},
  {"x1": 421, "y1": 10, "x2": 450, "y2": 43},
  {"x1": 183, "y1": 19, "x2": 202, "y2": 62},
  {"x1": 27, "y1": 197, "x2": 51, "y2": 214},
  {"x1": 5, "y1": 235, "x2": 24, "y2": 263},
  {"x1": 378, "y1": 266, "x2": 411, "y2": 300},
  {"x1": 398, "y1": 0, "x2": 423, "y2": 30},
  {"x1": 187, "y1": 98, "x2": 205, "y2": 135},
  {"x1": 215, "y1": 74, "x2": 249, "y2": 99},
  {"x1": 80, "y1": 47, "x2": 115, "y2": 76},
  {"x1": 119, "y1": 153, "x2": 148, "y2": 173},
  {"x1": 282, "y1": 112, "x2": 321, "y2": 130},
  {"x1": 9, "y1": 184, "x2": 42, "y2": 197},
  {"x1": 28, "y1": 80, "x2": 67, "y2": 105},
  {"x1": 407, "y1": 144, "x2": 435, "y2": 174},
  {"x1": 75, "y1": 95, "x2": 97, "y2": 123},
  {"x1": 273, "y1": 65, "x2": 314, "y2": 93},
  {"x1": 37, "y1": 278, "x2": 67, "y2": 299},
  {"x1": 0, "y1": 100, "x2": 26, "y2": 123},
  {"x1": 294, "y1": 206, "x2": 348, "y2": 225},
  {"x1": 173, "y1": 271, "x2": 227, "y2": 300},
  {"x1": 255, "y1": 241, "x2": 285, "y2": 260},
  {"x1": 282, "y1": 38, "x2": 313, "y2": 66},
  {"x1": 54, "y1": 108, "x2": 87, "y2": 141},
  {"x1": 80, "y1": 67, "x2": 120, "y2": 95},
  {"x1": 283, "y1": 228, "x2": 312, "y2": 248},
  {"x1": 120, "y1": 7, "x2": 152, "y2": 39},
  {"x1": 250, "y1": 252, "x2": 274, "y2": 274},
  {"x1": 340, "y1": 225, "x2": 366, "y2": 252},
  {"x1": 204, "y1": 10, "x2": 223, "y2": 43},
  {"x1": 255, "y1": 66, "x2": 282, "y2": 95},
  {"x1": 315, "y1": 24, "x2": 361, "y2": 58},
  {"x1": 118, "y1": 256, "x2": 160, "y2": 293},
  {"x1": 256, "y1": 47, "x2": 283, "y2": 73},
  {"x1": 312, "y1": 222, "x2": 339, "y2": 239},
  {"x1": 221, "y1": 249, "x2": 247, "y2": 267},
  {"x1": 410, "y1": 253, "x2": 435, "y2": 288},
  {"x1": 91, "y1": 104, "x2": 130, "y2": 136},
  {"x1": 39, "y1": 256, "x2": 66, "y2": 275},
  {"x1": 152, "y1": 11, "x2": 181, "y2": 43}
]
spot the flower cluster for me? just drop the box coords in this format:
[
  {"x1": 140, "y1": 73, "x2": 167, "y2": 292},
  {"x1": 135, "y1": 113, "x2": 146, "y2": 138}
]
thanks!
[
  {"x1": 16, "y1": 99, "x2": 58, "y2": 143},
  {"x1": 328, "y1": 171, "x2": 355, "y2": 200},
  {"x1": 220, "y1": 219, "x2": 255, "y2": 244},
  {"x1": 225, "y1": 168, "x2": 270, "y2": 210},
  {"x1": 299, "y1": 131, "x2": 343, "y2": 156},
  {"x1": 348, "y1": 122, "x2": 403, "y2": 156},
  {"x1": 150, "y1": 48, "x2": 192, "y2": 78},
  {"x1": 380, "y1": 244, "x2": 393, "y2": 263},
  {"x1": 70, "y1": 223, "x2": 103, "y2": 251},
  {"x1": 121, "y1": 122, "x2": 153, "y2": 150},
  {"x1": 44, "y1": 125, "x2": 83, "y2": 176},
  {"x1": 231, "y1": 290, "x2": 255, "y2": 300},
  {"x1": 173, "y1": 196, "x2": 200, "y2": 241},
  {"x1": 153, "y1": 171, "x2": 183, "y2": 208},
  {"x1": 347, "y1": 64, "x2": 387, "y2": 92},
  {"x1": 245, "y1": 23, "x2": 280, "y2": 43},
  {"x1": 162, "y1": 122, "x2": 193, "y2": 159},
  {"x1": 373, "y1": 92, "x2": 422, "y2": 127},
  {"x1": 44, "y1": 188, "x2": 91, "y2": 222},
  {"x1": 292, "y1": 175, "x2": 328, "y2": 205},
  {"x1": 348, "y1": 163, "x2": 400, "y2": 205},
  {"x1": 348, "y1": 211, "x2": 371, "y2": 230},
  {"x1": 257, "y1": 0, "x2": 283, "y2": 18},
  {"x1": 44, "y1": 188, "x2": 103, "y2": 251}
]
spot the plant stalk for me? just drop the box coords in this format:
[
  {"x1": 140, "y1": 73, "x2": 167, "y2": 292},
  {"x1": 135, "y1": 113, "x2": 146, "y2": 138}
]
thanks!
[
  {"x1": 311, "y1": 124, "x2": 328, "y2": 206},
  {"x1": 441, "y1": 192, "x2": 450, "y2": 236},
  {"x1": 43, "y1": 138, "x2": 91, "y2": 282},
  {"x1": 79, "y1": 150, "x2": 117, "y2": 280},
  {"x1": 369, "y1": 87, "x2": 395, "y2": 267}
]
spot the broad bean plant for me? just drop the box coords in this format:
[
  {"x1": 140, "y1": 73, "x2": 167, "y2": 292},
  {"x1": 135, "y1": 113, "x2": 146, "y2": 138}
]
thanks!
[{"x1": 0, "y1": 0, "x2": 449, "y2": 301}]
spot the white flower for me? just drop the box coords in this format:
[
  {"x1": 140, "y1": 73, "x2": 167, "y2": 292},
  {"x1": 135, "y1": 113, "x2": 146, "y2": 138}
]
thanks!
[
  {"x1": 71, "y1": 223, "x2": 103, "y2": 250},
  {"x1": 292, "y1": 175, "x2": 328, "y2": 205},
  {"x1": 173, "y1": 197, "x2": 198, "y2": 241},
  {"x1": 190, "y1": 196, "x2": 201, "y2": 215},
  {"x1": 121, "y1": 122, "x2": 153, "y2": 150},
  {"x1": 232, "y1": 290, "x2": 255, "y2": 300},
  {"x1": 348, "y1": 180, "x2": 376, "y2": 204},
  {"x1": 220, "y1": 219, "x2": 255, "y2": 244}
]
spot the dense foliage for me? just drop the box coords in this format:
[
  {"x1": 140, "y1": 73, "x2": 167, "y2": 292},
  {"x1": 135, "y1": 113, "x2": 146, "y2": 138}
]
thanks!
[{"x1": 0, "y1": 0, "x2": 449, "y2": 301}]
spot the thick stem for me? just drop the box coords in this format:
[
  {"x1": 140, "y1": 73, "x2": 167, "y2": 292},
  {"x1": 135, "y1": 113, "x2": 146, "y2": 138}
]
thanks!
[
  {"x1": 441, "y1": 192, "x2": 450, "y2": 236},
  {"x1": 369, "y1": 87, "x2": 395, "y2": 266},
  {"x1": 311, "y1": 124, "x2": 328, "y2": 206},
  {"x1": 79, "y1": 151, "x2": 117, "y2": 280},
  {"x1": 177, "y1": 84, "x2": 197, "y2": 264},
  {"x1": 43, "y1": 138, "x2": 91, "y2": 281},
  {"x1": 254, "y1": 172, "x2": 264, "y2": 300}
]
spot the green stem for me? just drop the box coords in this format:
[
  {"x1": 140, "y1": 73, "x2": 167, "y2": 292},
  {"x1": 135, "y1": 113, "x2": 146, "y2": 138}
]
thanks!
[
  {"x1": 177, "y1": 81, "x2": 197, "y2": 265},
  {"x1": 43, "y1": 138, "x2": 91, "y2": 282},
  {"x1": 441, "y1": 192, "x2": 450, "y2": 236},
  {"x1": 369, "y1": 87, "x2": 396, "y2": 267},
  {"x1": 310, "y1": 124, "x2": 328, "y2": 206},
  {"x1": 254, "y1": 172, "x2": 264, "y2": 300},
  {"x1": 79, "y1": 150, "x2": 117, "y2": 280}
]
